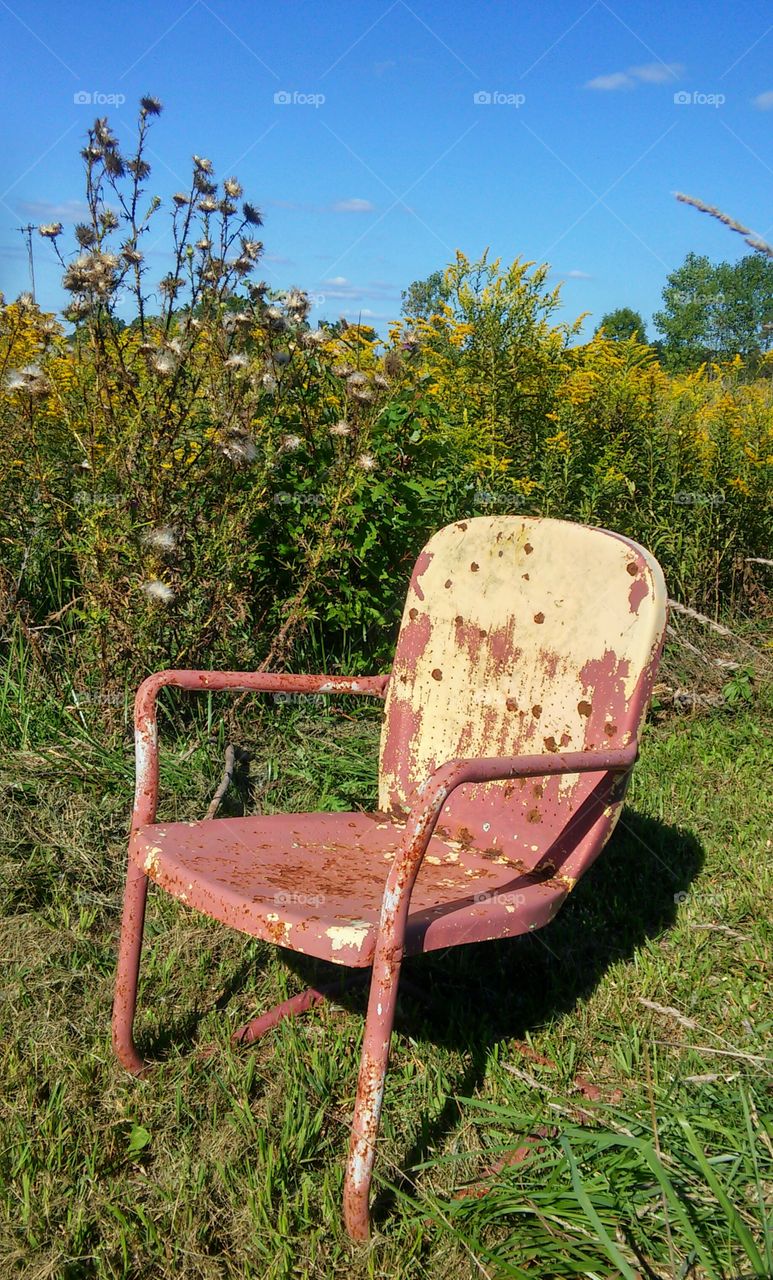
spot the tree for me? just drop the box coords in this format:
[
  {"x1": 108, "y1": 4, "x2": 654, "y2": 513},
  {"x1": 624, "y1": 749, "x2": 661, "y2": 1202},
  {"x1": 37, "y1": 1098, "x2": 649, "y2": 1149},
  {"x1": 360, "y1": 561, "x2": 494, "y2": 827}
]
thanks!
[
  {"x1": 400, "y1": 269, "x2": 450, "y2": 319},
  {"x1": 654, "y1": 251, "x2": 773, "y2": 370},
  {"x1": 595, "y1": 307, "x2": 648, "y2": 342}
]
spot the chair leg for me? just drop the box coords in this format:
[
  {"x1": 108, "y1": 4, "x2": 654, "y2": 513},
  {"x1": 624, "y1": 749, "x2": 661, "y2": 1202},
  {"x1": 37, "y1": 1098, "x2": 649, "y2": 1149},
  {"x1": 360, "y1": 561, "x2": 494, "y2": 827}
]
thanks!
[
  {"x1": 112, "y1": 860, "x2": 150, "y2": 1076},
  {"x1": 342, "y1": 949, "x2": 402, "y2": 1241}
]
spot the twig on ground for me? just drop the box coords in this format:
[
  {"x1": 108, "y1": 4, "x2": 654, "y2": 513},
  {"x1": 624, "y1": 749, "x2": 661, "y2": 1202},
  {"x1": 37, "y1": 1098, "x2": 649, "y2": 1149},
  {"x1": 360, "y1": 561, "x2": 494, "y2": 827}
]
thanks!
[{"x1": 205, "y1": 744, "x2": 236, "y2": 819}]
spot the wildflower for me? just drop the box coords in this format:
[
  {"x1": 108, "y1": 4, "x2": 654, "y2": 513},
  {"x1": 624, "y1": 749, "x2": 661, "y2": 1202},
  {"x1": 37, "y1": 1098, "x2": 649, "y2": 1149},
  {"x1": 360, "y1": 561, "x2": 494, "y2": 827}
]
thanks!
[
  {"x1": 38, "y1": 222, "x2": 63, "y2": 239},
  {"x1": 193, "y1": 155, "x2": 214, "y2": 174},
  {"x1": 172, "y1": 192, "x2": 190, "y2": 207},
  {"x1": 75, "y1": 223, "x2": 97, "y2": 248},
  {"x1": 240, "y1": 239, "x2": 262, "y2": 260},
  {"x1": 351, "y1": 386, "x2": 375, "y2": 402},
  {"x1": 358, "y1": 452, "x2": 376, "y2": 470},
  {"x1": 198, "y1": 197, "x2": 218, "y2": 213},
  {"x1": 330, "y1": 420, "x2": 351, "y2": 437},
  {"x1": 142, "y1": 579, "x2": 174, "y2": 602},
  {"x1": 223, "y1": 177, "x2": 243, "y2": 198},
  {"x1": 143, "y1": 526, "x2": 176, "y2": 553},
  {"x1": 347, "y1": 371, "x2": 367, "y2": 388},
  {"x1": 242, "y1": 202, "x2": 262, "y2": 226},
  {"x1": 196, "y1": 237, "x2": 211, "y2": 251},
  {"x1": 225, "y1": 352, "x2": 249, "y2": 369},
  {"x1": 373, "y1": 373, "x2": 389, "y2": 389},
  {"x1": 280, "y1": 434, "x2": 302, "y2": 451},
  {"x1": 221, "y1": 432, "x2": 257, "y2": 464},
  {"x1": 140, "y1": 95, "x2": 163, "y2": 116}
]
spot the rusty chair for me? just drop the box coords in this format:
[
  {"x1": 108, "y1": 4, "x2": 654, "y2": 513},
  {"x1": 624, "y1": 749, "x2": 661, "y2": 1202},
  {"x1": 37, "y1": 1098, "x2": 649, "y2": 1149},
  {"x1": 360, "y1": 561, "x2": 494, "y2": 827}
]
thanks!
[{"x1": 113, "y1": 515, "x2": 667, "y2": 1240}]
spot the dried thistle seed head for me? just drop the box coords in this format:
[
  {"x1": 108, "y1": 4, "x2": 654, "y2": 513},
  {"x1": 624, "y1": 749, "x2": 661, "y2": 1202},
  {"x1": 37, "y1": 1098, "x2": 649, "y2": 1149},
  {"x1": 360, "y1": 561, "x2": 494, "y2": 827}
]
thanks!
[
  {"x1": 332, "y1": 364, "x2": 353, "y2": 377},
  {"x1": 5, "y1": 364, "x2": 47, "y2": 394},
  {"x1": 346, "y1": 371, "x2": 368, "y2": 387},
  {"x1": 142, "y1": 526, "x2": 176, "y2": 553},
  {"x1": 383, "y1": 351, "x2": 402, "y2": 378},
  {"x1": 261, "y1": 372, "x2": 278, "y2": 393},
  {"x1": 283, "y1": 288, "x2": 310, "y2": 318},
  {"x1": 121, "y1": 245, "x2": 143, "y2": 264},
  {"x1": 358, "y1": 451, "x2": 376, "y2": 470},
  {"x1": 165, "y1": 337, "x2": 183, "y2": 355},
  {"x1": 151, "y1": 351, "x2": 176, "y2": 375},
  {"x1": 329, "y1": 420, "x2": 351, "y2": 437},
  {"x1": 75, "y1": 223, "x2": 97, "y2": 248},
  {"x1": 172, "y1": 192, "x2": 189, "y2": 207},
  {"x1": 198, "y1": 197, "x2": 218, "y2": 214},
  {"x1": 103, "y1": 151, "x2": 125, "y2": 178},
  {"x1": 140, "y1": 95, "x2": 163, "y2": 116},
  {"x1": 159, "y1": 275, "x2": 183, "y2": 299},
  {"x1": 219, "y1": 200, "x2": 238, "y2": 217},
  {"x1": 280, "y1": 433, "x2": 301, "y2": 451},
  {"x1": 351, "y1": 386, "x2": 375, "y2": 402},
  {"x1": 302, "y1": 328, "x2": 326, "y2": 347},
  {"x1": 38, "y1": 222, "x2": 63, "y2": 239},
  {"x1": 62, "y1": 251, "x2": 119, "y2": 299},
  {"x1": 242, "y1": 202, "x2": 262, "y2": 226},
  {"x1": 100, "y1": 209, "x2": 119, "y2": 231},
  {"x1": 373, "y1": 373, "x2": 389, "y2": 389},
  {"x1": 240, "y1": 238, "x2": 262, "y2": 261},
  {"x1": 223, "y1": 177, "x2": 243, "y2": 198},
  {"x1": 195, "y1": 237, "x2": 211, "y2": 251},
  {"x1": 126, "y1": 158, "x2": 151, "y2": 180},
  {"x1": 142, "y1": 579, "x2": 175, "y2": 602},
  {"x1": 193, "y1": 155, "x2": 214, "y2": 174},
  {"x1": 193, "y1": 173, "x2": 217, "y2": 196},
  {"x1": 94, "y1": 118, "x2": 117, "y2": 148},
  {"x1": 220, "y1": 431, "x2": 257, "y2": 464},
  {"x1": 225, "y1": 352, "x2": 249, "y2": 369}
]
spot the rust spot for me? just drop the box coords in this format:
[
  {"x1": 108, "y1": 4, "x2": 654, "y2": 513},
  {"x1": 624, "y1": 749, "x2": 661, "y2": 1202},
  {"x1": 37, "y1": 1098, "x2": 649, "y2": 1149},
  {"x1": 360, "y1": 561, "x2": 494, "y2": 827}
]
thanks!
[
  {"x1": 522, "y1": 572, "x2": 530, "y2": 580},
  {"x1": 532, "y1": 704, "x2": 542, "y2": 718},
  {"x1": 444, "y1": 579, "x2": 452, "y2": 588},
  {"x1": 626, "y1": 561, "x2": 638, "y2": 576},
  {"x1": 506, "y1": 697, "x2": 518, "y2": 712},
  {"x1": 532, "y1": 783, "x2": 544, "y2": 797},
  {"x1": 470, "y1": 562, "x2": 479, "y2": 572},
  {"x1": 498, "y1": 550, "x2": 504, "y2": 558},
  {"x1": 604, "y1": 722, "x2": 617, "y2": 736},
  {"x1": 526, "y1": 808, "x2": 541, "y2": 823},
  {"x1": 409, "y1": 607, "x2": 418, "y2": 620},
  {"x1": 534, "y1": 612, "x2": 545, "y2": 625},
  {"x1": 577, "y1": 700, "x2": 592, "y2": 717},
  {"x1": 431, "y1": 669, "x2": 443, "y2": 681},
  {"x1": 543, "y1": 736, "x2": 558, "y2": 752},
  {"x1": 524, "y1": 542, "x2": 533, "y2": 555},
  {"x1": 457, "y1": 521, "x2": 468, "y2": 531}
]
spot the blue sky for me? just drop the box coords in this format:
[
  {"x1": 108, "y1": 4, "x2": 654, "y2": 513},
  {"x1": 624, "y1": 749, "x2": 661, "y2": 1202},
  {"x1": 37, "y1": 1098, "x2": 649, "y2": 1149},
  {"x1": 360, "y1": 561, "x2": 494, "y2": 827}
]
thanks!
[{"x1": 1, "y1": 0, "x2": 772, "y2": 338}]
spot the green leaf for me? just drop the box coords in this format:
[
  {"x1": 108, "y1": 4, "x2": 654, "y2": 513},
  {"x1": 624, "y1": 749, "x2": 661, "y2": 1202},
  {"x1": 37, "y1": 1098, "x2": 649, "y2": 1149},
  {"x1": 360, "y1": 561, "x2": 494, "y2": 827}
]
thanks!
[{"x1": 127, "y1": 1124, "x2": 152, "y2": 1156}]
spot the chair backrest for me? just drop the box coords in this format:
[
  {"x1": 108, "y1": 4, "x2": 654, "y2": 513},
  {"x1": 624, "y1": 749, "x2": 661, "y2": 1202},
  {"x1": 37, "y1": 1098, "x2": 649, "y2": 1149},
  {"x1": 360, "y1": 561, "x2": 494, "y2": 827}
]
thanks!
[{"x1": 379, "y1": 517, "x2": 666, "y2": 868}]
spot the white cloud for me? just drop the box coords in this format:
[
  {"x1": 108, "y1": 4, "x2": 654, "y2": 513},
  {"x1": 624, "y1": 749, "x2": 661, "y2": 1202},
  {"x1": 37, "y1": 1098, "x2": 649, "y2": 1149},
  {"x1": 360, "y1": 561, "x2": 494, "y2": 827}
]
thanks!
[
  {"x1": 17, "y1": 198, "x2": 90, "y2": 220},
  {"x1": 753, "y1": 90, "x2": 773, "y2": 110},
  {"x1": 330, "y1": 198, "x2": 375, "y2": 213},
  {"x1": 586, "y1": 71, "x2": 634, "y2": 91},
  {"x1": 324, "y1": 275, "x2": 350, "y2": 286},
  {"x1": 565, "y1": 269, "x2": 592, "y2": 280},
  {"x1": 585, "y1": 61, "x2": 683, "y2": 91},
  {"x1": 630, "y1": 61, "x2": 683, "y2": 84}
]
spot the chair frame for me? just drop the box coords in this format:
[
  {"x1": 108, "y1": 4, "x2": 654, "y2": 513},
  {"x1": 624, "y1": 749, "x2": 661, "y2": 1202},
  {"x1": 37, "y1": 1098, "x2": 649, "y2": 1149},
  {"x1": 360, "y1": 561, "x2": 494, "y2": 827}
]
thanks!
[{"x1": 113, "y1": 667, "x2": 637, "y2": 1240}]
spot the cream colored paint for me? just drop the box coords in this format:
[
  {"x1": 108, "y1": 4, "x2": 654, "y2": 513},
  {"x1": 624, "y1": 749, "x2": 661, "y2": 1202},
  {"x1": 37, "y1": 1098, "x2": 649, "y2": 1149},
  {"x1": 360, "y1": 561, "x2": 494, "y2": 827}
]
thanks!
[{"x1": 379, "y1": 517, "x2": 666, "y2": 810}]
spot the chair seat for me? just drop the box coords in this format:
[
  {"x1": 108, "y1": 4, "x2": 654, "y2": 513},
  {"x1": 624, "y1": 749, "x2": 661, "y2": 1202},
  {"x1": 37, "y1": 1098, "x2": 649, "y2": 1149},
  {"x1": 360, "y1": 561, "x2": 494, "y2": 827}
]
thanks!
[{"x1": 130, "y1": 810, "x2": 575, "y2": 966}]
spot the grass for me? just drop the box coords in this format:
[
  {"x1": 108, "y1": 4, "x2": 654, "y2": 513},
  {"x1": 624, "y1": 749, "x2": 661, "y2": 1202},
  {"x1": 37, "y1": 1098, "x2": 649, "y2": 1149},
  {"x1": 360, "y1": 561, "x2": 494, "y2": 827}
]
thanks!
[{"x1": 1, "y1": 672, "x2": 772, "y2": 1278}]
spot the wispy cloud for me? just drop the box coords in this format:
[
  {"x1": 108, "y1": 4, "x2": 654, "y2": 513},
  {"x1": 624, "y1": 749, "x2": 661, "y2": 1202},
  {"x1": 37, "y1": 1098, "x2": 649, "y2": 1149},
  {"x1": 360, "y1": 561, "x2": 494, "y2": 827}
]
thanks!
[
  {"x1": 565, "y1": 269, "x2": 592, "y2": 279},
  {"x1": 330, "y1": 197, "x2": 375, "y2": 213},
  {"x1": 585, "y1": 61, "x2": 683, "y2": 91},
  {"x1": 753, "y1": 89, "x2": 773, "y2": 110},
  {"x1": 16, "y1": 198, "x2": 90, "y2": 221}
]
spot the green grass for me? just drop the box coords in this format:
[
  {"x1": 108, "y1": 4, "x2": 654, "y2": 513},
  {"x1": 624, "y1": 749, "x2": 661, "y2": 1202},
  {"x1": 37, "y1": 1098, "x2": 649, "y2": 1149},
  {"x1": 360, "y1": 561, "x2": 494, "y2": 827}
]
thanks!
[{"x1": 1, "y1": 685, "x2": 771, "y2": 1278}]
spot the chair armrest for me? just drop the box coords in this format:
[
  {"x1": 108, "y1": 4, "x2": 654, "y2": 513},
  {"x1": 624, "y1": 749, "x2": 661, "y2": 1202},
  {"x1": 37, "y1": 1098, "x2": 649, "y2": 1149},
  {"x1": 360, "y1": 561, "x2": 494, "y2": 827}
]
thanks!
[
  {"x1": 132, "y1": 668, "x2": 389, "y2": 826},
  {"x1": 375, "y1": 742, "x2": 638, "y2": 949}
]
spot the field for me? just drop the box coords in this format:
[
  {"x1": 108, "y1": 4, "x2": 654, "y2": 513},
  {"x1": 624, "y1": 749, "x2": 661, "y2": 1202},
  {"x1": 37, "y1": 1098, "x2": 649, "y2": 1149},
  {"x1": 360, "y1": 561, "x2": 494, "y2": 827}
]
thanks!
[{"x1": 1, "y1": 655, "x2": 771, "y2": 1278}]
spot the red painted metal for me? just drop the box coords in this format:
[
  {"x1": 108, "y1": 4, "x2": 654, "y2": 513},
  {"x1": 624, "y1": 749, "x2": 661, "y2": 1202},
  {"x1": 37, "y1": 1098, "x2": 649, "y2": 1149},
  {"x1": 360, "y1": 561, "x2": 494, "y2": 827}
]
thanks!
[{"x1": 112, "y1": 515, "x2": 667, "y2": 1241}]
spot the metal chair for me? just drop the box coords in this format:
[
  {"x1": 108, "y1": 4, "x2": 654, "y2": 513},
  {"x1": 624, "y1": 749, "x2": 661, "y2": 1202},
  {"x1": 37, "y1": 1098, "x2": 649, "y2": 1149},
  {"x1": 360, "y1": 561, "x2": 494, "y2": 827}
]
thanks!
[{"x1": 113, "y1": 515, "x2": 667, "y2": 1239}]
